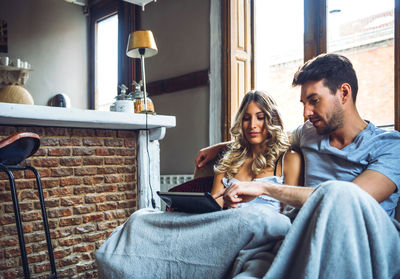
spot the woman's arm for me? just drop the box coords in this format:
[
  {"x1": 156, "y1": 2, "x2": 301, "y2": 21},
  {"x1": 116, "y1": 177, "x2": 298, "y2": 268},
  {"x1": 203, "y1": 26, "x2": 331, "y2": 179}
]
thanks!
[
  {"x1": 277, "y1": 150, "x2": 304, "y2": 211},
  {"x1": 211, "y1": 172, "x2": 226, "y2": 207},
  {"x1": 282, "y1": 150, "x2": 304, "y2": 186}
]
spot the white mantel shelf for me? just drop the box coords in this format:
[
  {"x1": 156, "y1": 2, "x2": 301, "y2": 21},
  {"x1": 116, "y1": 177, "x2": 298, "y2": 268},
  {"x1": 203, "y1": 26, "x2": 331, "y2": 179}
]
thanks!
[
  {"x1": 0, "y1": 103, "x2": 176, "y2": 130},
  {"x1": 0, "y1": 102, "x2": 175, "y2": 210}
]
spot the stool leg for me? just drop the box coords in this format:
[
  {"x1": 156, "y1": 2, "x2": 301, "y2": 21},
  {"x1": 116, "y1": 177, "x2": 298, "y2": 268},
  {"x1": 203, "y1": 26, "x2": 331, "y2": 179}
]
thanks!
[
  {"x1": 26, "y1": 166, "x2": 57, "y2": 278},
  {"x1": 0, "y1": 164, "x2": 30, "y2": 279}
]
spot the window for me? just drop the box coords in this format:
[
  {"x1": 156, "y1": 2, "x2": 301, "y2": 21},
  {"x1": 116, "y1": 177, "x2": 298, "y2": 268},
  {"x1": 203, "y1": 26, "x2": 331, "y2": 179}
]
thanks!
[
  {"x1": 89, "y1": 0, "x2": 139, "y2": 110},
  {"x1": 224, "y1": 0, "x2": 400, "y2": 137},
  {"x1": 95, "y1": 14, "x2": 118, "y2": 111},
  {"x1": 327, "y1": 0, "x2": 395, "y2": 128},
  {"x1": 254, "y1": 0, "x2": 304, "y2": 131}
]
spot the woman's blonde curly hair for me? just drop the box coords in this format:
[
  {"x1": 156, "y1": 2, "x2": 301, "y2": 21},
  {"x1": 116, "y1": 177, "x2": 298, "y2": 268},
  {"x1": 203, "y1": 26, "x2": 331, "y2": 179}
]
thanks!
[{"x1": 215, "y1": 90, "x2": 290, "y2": 178}]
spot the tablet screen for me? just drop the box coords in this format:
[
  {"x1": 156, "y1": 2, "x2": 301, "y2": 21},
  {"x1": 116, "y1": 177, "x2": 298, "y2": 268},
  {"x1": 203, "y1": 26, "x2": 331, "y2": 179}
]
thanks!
[{"x1": 157, "y1": 191, "x2": 222, "y2": 214}]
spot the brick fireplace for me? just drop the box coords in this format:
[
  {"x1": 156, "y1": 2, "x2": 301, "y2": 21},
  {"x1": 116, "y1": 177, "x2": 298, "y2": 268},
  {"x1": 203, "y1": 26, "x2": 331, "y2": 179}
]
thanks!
[{"x1": 0, "y1": 103, "x2": 175, "y2": 279}]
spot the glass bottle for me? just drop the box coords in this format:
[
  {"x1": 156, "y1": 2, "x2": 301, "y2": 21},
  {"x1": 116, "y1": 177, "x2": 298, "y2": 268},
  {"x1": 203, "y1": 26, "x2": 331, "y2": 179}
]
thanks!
[
  {"x1": 132, "y1": 81, "x2": 155, "y2": 113},
  {"x1": 110, "y1": 84, "x2": 134, "y2": 112}
]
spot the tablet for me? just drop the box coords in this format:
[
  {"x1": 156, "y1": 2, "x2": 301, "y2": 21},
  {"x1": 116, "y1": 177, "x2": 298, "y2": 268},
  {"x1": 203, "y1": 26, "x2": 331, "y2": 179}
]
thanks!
[{"x1": 157, "y1": 191, "x2": 222, "y2": 214}]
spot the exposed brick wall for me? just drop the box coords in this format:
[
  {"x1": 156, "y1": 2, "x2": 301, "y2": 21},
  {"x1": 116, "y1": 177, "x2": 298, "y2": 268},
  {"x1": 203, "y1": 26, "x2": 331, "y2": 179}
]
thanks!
[
  {"x1": 267, "y1": 42, "x2": 395, "y2": 131},
  {"x1": 0, "y1": 125, "x2": 138, "y2": 279}
]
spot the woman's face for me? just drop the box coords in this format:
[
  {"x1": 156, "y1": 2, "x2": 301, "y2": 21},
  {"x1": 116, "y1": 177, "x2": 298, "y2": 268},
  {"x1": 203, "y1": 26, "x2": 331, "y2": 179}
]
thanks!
[{"x1": 242, "y1": 101, "x2": 268, "y2": 147}]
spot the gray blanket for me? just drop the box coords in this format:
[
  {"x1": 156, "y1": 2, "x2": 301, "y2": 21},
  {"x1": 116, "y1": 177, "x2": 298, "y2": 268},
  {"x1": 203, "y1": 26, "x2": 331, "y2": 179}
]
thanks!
[
  {"x1": 263, "y1": 181, "x2": 400, "y2": 279},
  {"x1": 96, "y1": 181, "x2": 400, "y2": 279},
  {"x1": 96, "y1": 205, "x2": 290, "y2": 279}
]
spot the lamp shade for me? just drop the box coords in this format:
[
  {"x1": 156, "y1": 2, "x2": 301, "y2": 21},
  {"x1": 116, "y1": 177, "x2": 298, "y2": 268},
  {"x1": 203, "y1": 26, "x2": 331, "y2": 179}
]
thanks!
[{"x1": 126, "y1": 30, "x2": 158, "y2": 58}]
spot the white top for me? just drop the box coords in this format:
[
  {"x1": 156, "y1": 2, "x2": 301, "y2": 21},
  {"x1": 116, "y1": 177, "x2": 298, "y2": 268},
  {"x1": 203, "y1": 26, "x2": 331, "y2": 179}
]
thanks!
[{"x1": 221, "y1": 153, "x2": 286, "y2": 212}]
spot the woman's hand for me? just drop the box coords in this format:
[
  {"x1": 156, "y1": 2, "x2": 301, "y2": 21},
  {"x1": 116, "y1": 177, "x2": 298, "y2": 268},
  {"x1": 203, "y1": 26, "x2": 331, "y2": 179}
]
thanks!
[{"x1": 213, "y1": 181, "x2": 266, "y2": 208}]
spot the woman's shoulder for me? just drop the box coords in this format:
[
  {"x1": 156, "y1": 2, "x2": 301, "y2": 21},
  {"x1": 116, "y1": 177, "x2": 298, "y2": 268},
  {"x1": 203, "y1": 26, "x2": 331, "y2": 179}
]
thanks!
[
  {"x1": 284, "y1": 149, "x2": 301, "y2": 159},
  {"x1": 283, "y1": 150, "x2": 303, "y2": 166},
  {"x1": 274, "y1": 150, "x2": 301, "y2": 178},
  {"x1": 281, "y1": 150, "x2": 304, "y2": 186}
]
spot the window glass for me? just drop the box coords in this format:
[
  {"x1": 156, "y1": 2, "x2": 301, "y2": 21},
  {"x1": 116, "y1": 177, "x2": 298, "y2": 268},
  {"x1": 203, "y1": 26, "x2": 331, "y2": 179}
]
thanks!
[
  {"x1": 327, "y1": 0, "x2": 394, "y2": 128},
  {"x1": 254, "y1": 0, "x2": 304, "y2": 131},
  {"x1": 96, "y1": 14, "x2": 118, "y2": 111}
]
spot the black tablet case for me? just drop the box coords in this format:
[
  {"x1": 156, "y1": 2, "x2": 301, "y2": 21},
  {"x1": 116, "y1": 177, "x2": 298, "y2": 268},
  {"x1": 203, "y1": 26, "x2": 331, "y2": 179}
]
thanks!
[{"x1": 157, "y1": 191, "x2": 222, "y2": 214}]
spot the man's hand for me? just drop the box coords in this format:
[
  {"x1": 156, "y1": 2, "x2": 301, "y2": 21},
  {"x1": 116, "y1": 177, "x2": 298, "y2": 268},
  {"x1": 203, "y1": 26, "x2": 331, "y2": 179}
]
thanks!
[
  {"x1": 214, "y1": 180, "x2": 312, "y2": 209},
  {"x1": 213, "y1": 181, "x2": 265, "y2": 208},
  {"x1": 195, "y1": 143, "x2": 225, "y2": 168}
]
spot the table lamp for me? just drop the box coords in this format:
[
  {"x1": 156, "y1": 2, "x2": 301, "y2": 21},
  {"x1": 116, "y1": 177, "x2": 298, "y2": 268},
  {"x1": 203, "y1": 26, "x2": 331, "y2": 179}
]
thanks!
[{"x1": 126, "y1": 30, "x2": 158, "y2": 113}]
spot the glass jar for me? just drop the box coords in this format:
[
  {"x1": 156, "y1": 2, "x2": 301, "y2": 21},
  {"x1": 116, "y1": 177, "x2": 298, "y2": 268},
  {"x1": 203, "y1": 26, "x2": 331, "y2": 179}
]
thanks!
[
  {"x1": 110, "y1": 84, "x2": 134, "y2": 112},
  {"x1": 133, "y1": 90, "x2": 155, "y2": 113}
]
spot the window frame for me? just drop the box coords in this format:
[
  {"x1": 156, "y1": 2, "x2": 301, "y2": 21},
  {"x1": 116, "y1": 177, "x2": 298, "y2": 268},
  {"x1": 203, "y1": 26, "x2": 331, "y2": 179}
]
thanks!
[{"x1": 223, "y1": 0, "x2": 254, "y2": 141}]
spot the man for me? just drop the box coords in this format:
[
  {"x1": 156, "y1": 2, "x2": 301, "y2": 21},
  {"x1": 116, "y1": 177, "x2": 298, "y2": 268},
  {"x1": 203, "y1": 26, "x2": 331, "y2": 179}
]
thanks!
[{"x1": 197, "y1": 53, "x2": 400, "y2": 278}]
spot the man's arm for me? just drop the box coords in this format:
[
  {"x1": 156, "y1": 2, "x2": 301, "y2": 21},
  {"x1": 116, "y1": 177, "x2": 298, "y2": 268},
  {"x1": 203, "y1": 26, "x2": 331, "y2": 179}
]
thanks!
[
  {"x1": 195, "y1": 141, "x2": 231, "y2": 168},
  {"x1": 195, "y1": 125, "x2": 302, "y2": 169},
  {"x1": 217, "y1": 169, "x2": 398, "y2": 209},
  {"x1": 352, "y1": 169, "x2": 397, "y2": 203},
  {"x1": 214, "y1": 181, "x2": 314, "y2": 209}
]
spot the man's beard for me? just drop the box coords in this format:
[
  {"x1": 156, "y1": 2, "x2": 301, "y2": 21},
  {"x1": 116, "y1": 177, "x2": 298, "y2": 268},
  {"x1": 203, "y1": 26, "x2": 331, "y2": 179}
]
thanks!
[{"x1": 316, "y1": 101, "x2": 344, "y2": 135}]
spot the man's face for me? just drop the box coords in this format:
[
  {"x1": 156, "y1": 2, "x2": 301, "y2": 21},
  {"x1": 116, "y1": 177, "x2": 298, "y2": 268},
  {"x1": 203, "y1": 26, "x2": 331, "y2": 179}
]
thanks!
[{"x1": 300, "y1": 80, "x2": 344, "y2": 135}]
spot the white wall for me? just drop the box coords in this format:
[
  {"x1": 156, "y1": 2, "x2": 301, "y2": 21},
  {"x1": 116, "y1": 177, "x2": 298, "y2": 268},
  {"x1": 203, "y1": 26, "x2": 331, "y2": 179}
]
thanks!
[
  {"x1": 140, "y1": 0, "x2": 210, "y2": 174},
  {"x1": 0, "y1": 0, "x2": 88, "y2": 109},
  {"x1": 0, "y1": 0, "x2": 212, "y2": 174},
  {"x1": 155, "y1": 87, "x2": 209, "y2": 175}
]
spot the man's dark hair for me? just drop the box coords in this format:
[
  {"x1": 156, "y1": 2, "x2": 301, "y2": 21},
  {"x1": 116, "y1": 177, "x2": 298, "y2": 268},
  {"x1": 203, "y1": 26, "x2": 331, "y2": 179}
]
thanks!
[{"x1": 292, "y1": 53, "x2": 358, "y2": 102}]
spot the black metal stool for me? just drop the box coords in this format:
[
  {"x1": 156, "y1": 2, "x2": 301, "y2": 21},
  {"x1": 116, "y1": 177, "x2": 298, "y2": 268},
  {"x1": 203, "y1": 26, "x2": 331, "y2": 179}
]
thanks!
[{"x1": 0, "y1": 132, "x2": 57, "y2": 279}]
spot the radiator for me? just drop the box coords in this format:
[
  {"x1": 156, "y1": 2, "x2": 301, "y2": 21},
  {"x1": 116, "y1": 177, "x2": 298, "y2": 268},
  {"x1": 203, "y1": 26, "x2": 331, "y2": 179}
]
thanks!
[
  {"x1": 160, "y1": 174, "x2": 194, "y2": 192},
  {"x1": 159, "y1": 174, "x2": 194, "y2": 210}
]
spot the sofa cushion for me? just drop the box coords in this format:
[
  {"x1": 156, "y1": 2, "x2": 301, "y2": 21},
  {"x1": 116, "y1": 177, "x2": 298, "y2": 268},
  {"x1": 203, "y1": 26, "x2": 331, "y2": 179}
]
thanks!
[{"x1": 168, "y1": 176, "x2": 214, "y2": 193}]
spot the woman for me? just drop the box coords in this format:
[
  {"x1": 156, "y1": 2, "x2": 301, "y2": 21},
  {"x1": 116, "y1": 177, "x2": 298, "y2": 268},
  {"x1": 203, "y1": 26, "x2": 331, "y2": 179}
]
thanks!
[
  {"x1": 96, "y1": 90, "x2": 303, "y2": 279},
  {"x1": 211, "y1": 90, "x2": 303, "y2": 211}
]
